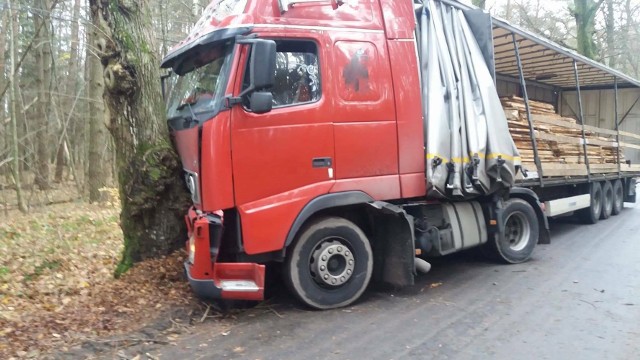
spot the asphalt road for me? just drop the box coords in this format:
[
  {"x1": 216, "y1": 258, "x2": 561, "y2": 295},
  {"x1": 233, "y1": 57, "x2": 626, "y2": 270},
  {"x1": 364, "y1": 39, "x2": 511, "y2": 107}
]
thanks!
[{"x1": 133, "y1": 201, "x2": 640, "y2": 360}]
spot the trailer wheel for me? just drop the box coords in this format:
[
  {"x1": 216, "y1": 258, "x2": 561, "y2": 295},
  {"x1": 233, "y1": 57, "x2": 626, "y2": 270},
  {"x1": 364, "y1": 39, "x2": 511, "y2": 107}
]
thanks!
[
  {"x1": 576, "y1": 182, "x2": 603, "y2": 224},
  {"x1": 284, "y1": 217, "x2": 373, "y2": 310},
  {"x1": 600, "y1": 181, "x2": 613, "y2": 219},
  {"x1": 612, "y1": 179, "x2": 624, "y2": 215},
  {"x1": 484, "y1": 199, "x2": 539, "y2": 264}
]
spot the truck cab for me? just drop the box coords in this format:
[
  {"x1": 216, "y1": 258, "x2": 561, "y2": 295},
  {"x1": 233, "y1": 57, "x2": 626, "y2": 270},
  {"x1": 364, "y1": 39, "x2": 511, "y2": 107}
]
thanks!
[{"x1": 163, "y1": 0, "x2": 428, "y2": 308}]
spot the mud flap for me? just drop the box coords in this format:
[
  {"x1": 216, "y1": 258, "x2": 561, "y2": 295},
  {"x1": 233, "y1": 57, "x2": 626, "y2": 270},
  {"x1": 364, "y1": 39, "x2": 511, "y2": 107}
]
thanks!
[
  {"x1": 625, "y1": 178, "x2": 637, "y2": 203},
  {"x1": 367, "y1": 201, "x2": 416, "y2": 288}
]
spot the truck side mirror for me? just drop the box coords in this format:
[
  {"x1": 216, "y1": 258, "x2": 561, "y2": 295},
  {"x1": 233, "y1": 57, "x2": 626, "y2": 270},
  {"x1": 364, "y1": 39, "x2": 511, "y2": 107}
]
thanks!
[
  {"x1": 225, "y1": 38, "x2": 277, "y2": 112},
  {"x1": 250, "y1": 40, "x2": 276, "y2": 90},
  {"x1": 249, "y1": 92, "x2": 273, "y2": 114}
]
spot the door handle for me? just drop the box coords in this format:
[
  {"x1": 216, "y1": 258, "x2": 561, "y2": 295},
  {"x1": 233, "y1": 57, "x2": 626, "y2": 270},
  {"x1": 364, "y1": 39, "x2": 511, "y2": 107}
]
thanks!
[{"x1": 312, "y1": 157, "x2": 332, "y2": 168}]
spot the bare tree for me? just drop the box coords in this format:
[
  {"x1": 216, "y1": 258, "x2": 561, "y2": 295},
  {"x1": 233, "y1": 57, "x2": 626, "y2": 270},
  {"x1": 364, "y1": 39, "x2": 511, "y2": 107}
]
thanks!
[
  {"x1": 573, "y1": 0, "x2": 605, "y2": 59},
  {"x1": 89, "y1": 0, "x2": 190, "y2": 274},
  {"x1": 87, "y1": 8, "x2": 106, "y2": 203},
  {"x1": 604, "y1": 0, "x2": 616, "y2": 67},
  {"x1": 505, "y1": 0, "x2": 513, "y2": 19},
  {"x1": 0, "y1": 10, "x2": 7, "y2": 180},
  {"x1": 33, "y1": 0, "x2": 54, "y2": 189},
  {"x1": 8, "y1": 0, "x2": 27, "y2": 212},
  {"x1": 54, "y1": 0, "x2": 82, "y2": 183},
  {"x1": 620, "y1": 0, "x2": 639, "y2": 77},
  {"x1": 472, "y1": 0, "x2": 487, "y2": 9}
]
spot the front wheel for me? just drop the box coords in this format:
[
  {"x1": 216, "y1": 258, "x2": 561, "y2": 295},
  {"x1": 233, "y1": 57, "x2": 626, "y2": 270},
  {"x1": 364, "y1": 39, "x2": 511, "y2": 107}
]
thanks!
[
  {"x1": 483, "y1": 198, "x2": 539, "y2": 264},
  {"x1": 284, "y1": 217, "x2": 373, "y2": 310}
]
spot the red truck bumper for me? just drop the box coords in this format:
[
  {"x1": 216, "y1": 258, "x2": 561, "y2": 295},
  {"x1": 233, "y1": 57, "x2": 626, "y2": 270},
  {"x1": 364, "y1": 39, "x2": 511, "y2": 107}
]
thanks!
[{"x1": 185, "y1": 207, "x2": 265, "y2": 301}]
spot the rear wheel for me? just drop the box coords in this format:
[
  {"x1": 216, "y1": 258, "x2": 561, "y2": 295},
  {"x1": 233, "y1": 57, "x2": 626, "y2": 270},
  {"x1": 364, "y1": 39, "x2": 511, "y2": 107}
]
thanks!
[
  {"x1": 576, "y1": 182, "x2": 602, "y2": 224},
  {"x1": 600, "y1": 181, "x2": 613, "y2": 219},
  {"x1": 284, "y1": 217, "x2": 373, "y2": 310},
  {"x1": 483, "y1": 198, "x2": 539, "y2": 264},
  {"x1": 612, "y1": 179, "x2": 624, "y2": 215}
]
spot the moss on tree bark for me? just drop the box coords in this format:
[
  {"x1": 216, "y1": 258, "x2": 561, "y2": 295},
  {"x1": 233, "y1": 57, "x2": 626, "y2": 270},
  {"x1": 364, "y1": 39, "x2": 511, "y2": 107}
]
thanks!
[
  {"x1": 573, "y1": 0, "x2": 604, "y2": 60},
  {"x1": 89, "y1": 0, "x2": 191, "y2": 276}
]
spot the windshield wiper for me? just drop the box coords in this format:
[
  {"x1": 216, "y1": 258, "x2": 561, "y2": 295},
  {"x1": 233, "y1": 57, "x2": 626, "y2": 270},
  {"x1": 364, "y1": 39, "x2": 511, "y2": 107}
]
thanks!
[
  {"x1": 176, "y1": 101, "x2": 199, "y2": 124},
  {"x1": 176, "y1": 100, "x2": 197, "y2": 111}
]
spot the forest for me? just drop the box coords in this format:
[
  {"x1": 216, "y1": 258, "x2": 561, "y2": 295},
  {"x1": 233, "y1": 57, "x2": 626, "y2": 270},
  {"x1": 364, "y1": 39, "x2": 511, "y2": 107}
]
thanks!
[
  {"x1": 1, "y1": 0, "x2": 638, "y2": 212},
  {"x1": 0, "y1": 0, "x2": 639, "y2": 357}
]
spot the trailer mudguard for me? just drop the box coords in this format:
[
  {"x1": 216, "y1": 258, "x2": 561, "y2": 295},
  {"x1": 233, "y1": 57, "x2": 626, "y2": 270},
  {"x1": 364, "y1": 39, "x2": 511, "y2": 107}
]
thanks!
[{"x1": 510, "y1": 187, "x2": 550, "y2": 244}]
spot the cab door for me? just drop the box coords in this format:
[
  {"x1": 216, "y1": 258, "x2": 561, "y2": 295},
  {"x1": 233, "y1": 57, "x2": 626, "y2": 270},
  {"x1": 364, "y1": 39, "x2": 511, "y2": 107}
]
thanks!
[{"x1": 230, "y1": 35, "x2": 334, "y2": 255}]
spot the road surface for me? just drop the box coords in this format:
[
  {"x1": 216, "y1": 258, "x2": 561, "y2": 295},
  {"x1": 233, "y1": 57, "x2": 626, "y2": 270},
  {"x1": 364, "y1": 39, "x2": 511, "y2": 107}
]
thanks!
[{"x1": 112, "y1": 201, "x2": 640, "y2": 359}]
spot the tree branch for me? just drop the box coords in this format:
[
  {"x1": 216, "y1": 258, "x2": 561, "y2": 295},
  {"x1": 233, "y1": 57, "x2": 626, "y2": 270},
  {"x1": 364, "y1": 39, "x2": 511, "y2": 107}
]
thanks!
[{"x1": 0, "y1": 0, "x2": 59, "y2": 103}]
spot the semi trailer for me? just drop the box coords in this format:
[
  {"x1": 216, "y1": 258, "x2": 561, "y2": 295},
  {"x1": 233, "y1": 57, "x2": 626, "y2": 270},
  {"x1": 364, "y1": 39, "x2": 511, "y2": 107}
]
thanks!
[{"x1": 162, "y1": 0, "x2": 640, "y2": 309}]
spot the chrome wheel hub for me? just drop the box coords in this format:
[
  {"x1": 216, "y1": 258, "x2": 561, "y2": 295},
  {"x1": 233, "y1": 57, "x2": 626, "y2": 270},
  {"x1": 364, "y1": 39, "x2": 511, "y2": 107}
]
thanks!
[
  {"x1": 504, "y1": 211, "x2": 531, "y2": 252},
  {"x1": 310, "y1": 240, "x2": 355, "y2": 287}
]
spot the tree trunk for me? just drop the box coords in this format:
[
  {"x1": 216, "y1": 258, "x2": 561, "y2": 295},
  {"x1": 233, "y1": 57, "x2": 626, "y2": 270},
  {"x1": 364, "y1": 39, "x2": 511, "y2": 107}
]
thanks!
[
  {"x1": 13, "y1": 11, "x2": 27, "y2": 183},
  {"x1": 622, "y1": 0, "x2": 638, "y2": 77},
  {"x1": 55, "y1": 0, "x2": 82, "y2": 183},
  {"x1": 472, "y1": 0, "x2": 486, "y2": 9},
  {"x1": 8, "y1": 1, "x2": 27, "y2": 213},
  {"x1": 0, "y1": 11, "x2": 7, "y2": 180},
  {"x1": 34, "y1": 0, "x2": 53, "y2": 189},
  {"x1": 87, "y1": 10, "x2": 106, "y2": 203},
  {"x1": 604, "y1": 0, "x2": 616, "y2": 68},
  {"x1": 53, "y1": 137, "x2": 66, "y2": 182},
  {"x1": 158, "y1": 1, "x2": 168, "y2": 56},
  {"x1": 573, "y1": 0, "x2": 604, "y2": 60},
  {"x1": 505, "y1": 0, "x2": 512, "y2": 20},
  {"x1": 89, "y1": 0, "x2": 191, "y2": 275}
]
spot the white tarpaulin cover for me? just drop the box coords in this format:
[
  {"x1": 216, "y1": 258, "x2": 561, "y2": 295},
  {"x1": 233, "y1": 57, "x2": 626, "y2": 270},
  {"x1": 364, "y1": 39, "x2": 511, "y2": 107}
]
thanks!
[{"x1": 419, "y1": 0, "x2": 520, "y2": 199}]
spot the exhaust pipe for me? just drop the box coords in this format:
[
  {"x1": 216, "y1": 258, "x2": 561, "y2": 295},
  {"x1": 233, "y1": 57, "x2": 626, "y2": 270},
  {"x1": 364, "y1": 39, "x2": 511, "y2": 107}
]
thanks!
[{"x1": 414, "y1": 257, "x2": 432, "y2": 274}]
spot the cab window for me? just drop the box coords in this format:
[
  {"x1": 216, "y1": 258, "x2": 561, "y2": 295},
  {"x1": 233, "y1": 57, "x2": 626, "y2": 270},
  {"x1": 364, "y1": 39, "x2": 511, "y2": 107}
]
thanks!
[{"x1": 242, "y1": 40, "x2": 321, "y2": 108}]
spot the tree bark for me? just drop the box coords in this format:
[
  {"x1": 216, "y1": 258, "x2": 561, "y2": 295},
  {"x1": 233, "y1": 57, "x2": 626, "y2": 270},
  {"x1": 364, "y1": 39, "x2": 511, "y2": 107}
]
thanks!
[
  {"x1": 87, "y1": 9, "x2": 106, "y2": 203},
  {"x1": 505, "y1": 0, "x2": 512, "y2": 20},
  {"x1": 55, "y1": 0, "x2": 82, "y2": 183},
  {"x1": 0, "y1": 11, "x2": 7, "y2": 180},
  {"x1": 8, "y1": 1, "x2": 27, "y2": 213},
  {"x1": 472, "y1": 0, "x2": 486, "y2": 10},
  {"x1": 573, "y1": 0, "x2": 604, "y2": 60},
  {"x1": 622, "y1": 0, "x2": 638, "y2": 77},
  {"x1": 89, "y1": 0, "x2": 191, "y2": 275},
  {"x1": 33, "y1": 0, "x2": 53, "y2": 189},
  {"x1": 604, "y1": 0, "x2": 616, "y2": 68}
]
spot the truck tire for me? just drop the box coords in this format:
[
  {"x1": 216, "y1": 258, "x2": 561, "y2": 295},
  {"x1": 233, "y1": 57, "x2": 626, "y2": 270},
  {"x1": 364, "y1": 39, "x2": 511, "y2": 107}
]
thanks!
[
  {"x1": 612, "y1": 179, "x2": 624, "y2": 215},
  {"x1": 600, "y1": 181, "x2": 613, "y2": 219},
  {"x1": 483, "y1": 199, "x2": 539, "y2": 264},
  {"x1": 284, "y1": 217, "x2": 373, "y2": 310},
  {"x1": 576, "y1": 182, "x2": 603, "y2": 224}
]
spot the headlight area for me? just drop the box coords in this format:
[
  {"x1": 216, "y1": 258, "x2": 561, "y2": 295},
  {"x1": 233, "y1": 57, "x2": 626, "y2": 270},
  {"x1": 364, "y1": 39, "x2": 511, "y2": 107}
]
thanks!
[
  {"x1": 183, "y1": 208, "x2": 265, "y2": 301},
  {"x1": 184, "y1": 171, "x2": 200, "y2": 204},
  {"x1": 188, "y1": 234, "x2": 196, "y2": 264}
]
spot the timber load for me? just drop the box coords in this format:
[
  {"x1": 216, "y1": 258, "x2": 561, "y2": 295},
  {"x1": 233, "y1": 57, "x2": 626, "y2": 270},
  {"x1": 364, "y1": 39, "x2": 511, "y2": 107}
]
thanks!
[{"x1": 502, "y1": 96, "x2": 623, "y2": 167}]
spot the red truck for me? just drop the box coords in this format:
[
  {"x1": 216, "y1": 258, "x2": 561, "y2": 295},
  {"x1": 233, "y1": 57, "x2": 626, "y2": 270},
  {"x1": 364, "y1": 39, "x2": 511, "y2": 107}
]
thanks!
[{"x1": 162, "y1": 0, "x2": 640, "y2": 309}]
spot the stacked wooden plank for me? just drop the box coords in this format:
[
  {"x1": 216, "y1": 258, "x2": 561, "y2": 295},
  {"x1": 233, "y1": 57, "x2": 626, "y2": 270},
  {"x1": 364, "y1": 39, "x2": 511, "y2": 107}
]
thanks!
[{"x1": 501, "y1": 96, "x2": 622, "y2": 167}]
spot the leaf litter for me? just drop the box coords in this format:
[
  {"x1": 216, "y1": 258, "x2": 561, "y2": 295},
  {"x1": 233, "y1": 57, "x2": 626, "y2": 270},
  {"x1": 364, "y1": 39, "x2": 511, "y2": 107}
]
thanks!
[{"x1": 0, "y1": 194, "x2": 203, "y2": 358}]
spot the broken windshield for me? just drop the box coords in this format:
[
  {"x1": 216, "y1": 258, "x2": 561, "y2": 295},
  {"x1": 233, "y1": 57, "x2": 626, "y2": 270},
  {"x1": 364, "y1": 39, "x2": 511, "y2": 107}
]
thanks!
[{"x1": 166, "y1": 44, "x2": 233, "y2": 122}]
